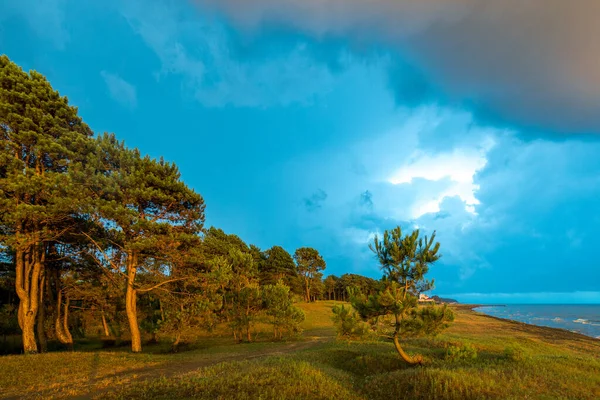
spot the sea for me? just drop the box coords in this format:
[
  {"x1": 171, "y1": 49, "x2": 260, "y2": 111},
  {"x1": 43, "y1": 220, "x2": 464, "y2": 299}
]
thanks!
[{"x1": 474, "y1": 304, "x2": 600, "y2": 339}]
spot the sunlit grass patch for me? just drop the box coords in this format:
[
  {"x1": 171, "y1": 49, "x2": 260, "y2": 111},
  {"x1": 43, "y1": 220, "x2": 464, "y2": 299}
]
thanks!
[
  {"x1": 107, "y1": 358, "x2": 362, "y2": 400},
  {"x1": 295, "y1": 341, "x2": 409, "y2": 377},
  {"x1": 0, "y1": 351, "x2": 165, "y2": 399},
  {"x1": 0, "y1": 339, "x2": 295, "y2": 399},
  {"x1": 297, "y1": 300, "x2": 341, "y2": 336}
]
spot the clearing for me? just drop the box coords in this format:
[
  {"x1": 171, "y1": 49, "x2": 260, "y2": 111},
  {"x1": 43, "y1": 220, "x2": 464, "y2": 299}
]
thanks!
[{"x1": 1, "y1": 301, "x2": 599, "y2": 399}]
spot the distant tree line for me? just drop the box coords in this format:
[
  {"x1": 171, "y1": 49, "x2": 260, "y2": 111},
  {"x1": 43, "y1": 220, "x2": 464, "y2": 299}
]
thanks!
[{"x1": 323, "y1": 274, "x2": 381, "y2": 302}]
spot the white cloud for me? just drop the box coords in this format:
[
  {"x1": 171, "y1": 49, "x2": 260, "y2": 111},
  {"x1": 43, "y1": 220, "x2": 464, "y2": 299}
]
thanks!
[
  {"x1": 100, "y1": 71, "x2": 138, "y2": 108},
  {"x1": 388, "y1": 138, "x2": 495, "y2": 218},
  {"x1": 280, "y1": 105, "x2": 502, "y2": 280},
  {"x1": 389, "y1": 149, "x2": 487, "y2": 185},
  {"x1": 119, "y1": 0, "x2": 334, "y2": 107}
]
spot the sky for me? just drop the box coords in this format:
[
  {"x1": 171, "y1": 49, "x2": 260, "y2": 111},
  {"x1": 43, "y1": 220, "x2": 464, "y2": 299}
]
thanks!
[{"x1": 2, "y1": 0, "x2": 599, "y2": 304}]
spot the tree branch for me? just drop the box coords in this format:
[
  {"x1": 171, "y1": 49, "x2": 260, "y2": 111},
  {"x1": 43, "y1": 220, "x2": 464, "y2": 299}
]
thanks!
[{"x1": 136, "y1": 277, "x2": 189, "y2": 293}]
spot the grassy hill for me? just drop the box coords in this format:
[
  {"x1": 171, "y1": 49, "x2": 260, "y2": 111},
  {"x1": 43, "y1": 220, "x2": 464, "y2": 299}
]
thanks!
[{"x1": 1, "y1": 301, "x2": 599, "y2": 399}]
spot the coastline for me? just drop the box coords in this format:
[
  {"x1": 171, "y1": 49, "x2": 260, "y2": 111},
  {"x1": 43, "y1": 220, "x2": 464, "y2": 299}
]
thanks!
[
  {"x1": 456, "y1": 303, "x2": 505, "y2": 311},
  {"x1": 457, "y1": 303, "x2": 600, "y2": 342}
]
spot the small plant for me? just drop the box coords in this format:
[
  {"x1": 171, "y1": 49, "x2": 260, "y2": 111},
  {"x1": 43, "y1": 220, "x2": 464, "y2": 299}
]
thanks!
[
  {"x1": 262, "y1": 282, "x2": 305, "y2": 340},
  {"x1": 504, "y1": 344, "x2": 529, "y2": 362},
  {"x1": 445, "y1": 343, "x2": 478, "y2": 362},
  {"x1": 332, "y1": 304, "x2": 372, "y2": 340}
]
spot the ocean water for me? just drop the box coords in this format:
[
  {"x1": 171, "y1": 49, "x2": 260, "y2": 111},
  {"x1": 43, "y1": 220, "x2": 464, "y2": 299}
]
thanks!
[{"x1": 474, "y1": 304, "x2": 600, "y2": 339}]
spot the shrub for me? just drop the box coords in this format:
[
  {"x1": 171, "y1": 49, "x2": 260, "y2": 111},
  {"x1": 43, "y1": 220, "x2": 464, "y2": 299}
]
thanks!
[
  {"x1": 445, "y1": 343, "x2": 478, "y2": 362},
  {"x1": 262, "y1": 283, "x2": 305, "y2": 340},
  {"x1": 331, "y1": 304, "x2": 371, "y2": 340},
  {"x1": 504, "y1": 344, "x2": 529, "y2": 362}
]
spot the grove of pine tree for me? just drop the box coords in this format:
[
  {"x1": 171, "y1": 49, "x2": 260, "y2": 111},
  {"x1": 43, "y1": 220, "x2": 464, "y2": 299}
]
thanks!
[
  {"x1": 0, "y1": 55, "x2": 450, "y2": 361},
  {"x1": 0, "y1": 56, "x2": 314, "y2": 354}
]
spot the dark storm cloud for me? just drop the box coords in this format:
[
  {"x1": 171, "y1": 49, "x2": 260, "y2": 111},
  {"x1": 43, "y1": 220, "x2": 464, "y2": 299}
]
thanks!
[{"x1": 199, "y1": 0, "x2": 600, "y2": 134}]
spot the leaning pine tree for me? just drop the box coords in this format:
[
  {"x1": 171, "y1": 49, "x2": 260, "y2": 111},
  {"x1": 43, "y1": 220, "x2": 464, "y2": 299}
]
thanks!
[{"x1": 348, "y1": 227, "x2": 454, "y2": 365}]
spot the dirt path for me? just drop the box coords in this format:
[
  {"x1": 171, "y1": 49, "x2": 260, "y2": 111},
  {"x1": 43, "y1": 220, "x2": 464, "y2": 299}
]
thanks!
[{"x1": 67, "y1": 336, "x2": 331, "y2": 400}]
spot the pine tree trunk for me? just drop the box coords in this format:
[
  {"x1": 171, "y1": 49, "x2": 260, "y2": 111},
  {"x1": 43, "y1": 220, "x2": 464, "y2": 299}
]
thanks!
[
  {"x1": 63, "y1": 296, "x2": 73, "y2": 347},
  {"x1": 125, "y1": 253, "x2": 142, "y2": 353},
  {"x1": 22, "y1": 313, "x2": 37, "y2": 354},
  {"x1": 36, "y1": 272, "x2": 47, "y2": 353},
  {"x1": 392, "y1": 314, "x2": 422, "y2": 365},
  {"x1": 55, "y1": 289, "x2": 67, "y2": 341},
  {"x1": 392, "y1": 332, "x2": 423, "y2": 365},
  {"x1": 172, "y1": 333, "x2": 181, "y2": 352},
  {"x1": 159, "y1": 299, "x2": 165, "y2": 322},
  {"x1": 15, "y1": 244, "x2": 44, "y2": 354},
  {"x1": 55, "y1": 289, "x2": 73, "y2": 349},
  {"x1": 101, "y1": 311, "x2": 110, "y2": 337},
  {"x1": 18, "y1": 301, "x2": 24, "y2": 331},
  {"x1": 245, "y1": 302, "x2": 252, "y2": 342},
  {"x1": 304, "y1": 278, "x2": 310, "y2": 303}
]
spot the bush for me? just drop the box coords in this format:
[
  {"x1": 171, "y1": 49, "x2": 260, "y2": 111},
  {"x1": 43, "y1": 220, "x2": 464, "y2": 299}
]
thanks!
[
  {"x1": 331, "y1": 304, "x2": 371, "y2": 340},
  {"x1": 445, "y1": 343, "x2": 477, "y2": 362},
  {"x1": 504, "y1": 344, "x2": 529, "y2": 362},
  {"x1": 262, "y1": 283, "x2": 306, "y2": 340}
]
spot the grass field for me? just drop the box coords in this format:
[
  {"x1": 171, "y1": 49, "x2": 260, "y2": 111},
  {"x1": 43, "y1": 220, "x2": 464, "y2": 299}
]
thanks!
[{"x1": 1, "y1": 301, "x2": 599, "y2": 399}]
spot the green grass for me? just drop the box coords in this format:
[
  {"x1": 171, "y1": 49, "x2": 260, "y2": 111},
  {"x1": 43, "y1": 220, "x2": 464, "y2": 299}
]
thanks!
[
  {"x1": 1, "y1": 303, "x2": 599, "y2": 399},
  {"x1": 298, "y1": 299, "x2": 343, "y2": 337},
  {"x1": 0, "y1": 351, "x2": 164, "y2": 398},
  {"x1": 107, "y1": 358, "x2": 362, "y2": 400},
  {"x1": 0, "y1": 339, "x2": 297, "y2": 399}
]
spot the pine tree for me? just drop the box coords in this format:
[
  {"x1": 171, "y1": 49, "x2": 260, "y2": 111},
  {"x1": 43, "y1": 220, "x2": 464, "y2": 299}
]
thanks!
[
  {"x1": 87, "y1": 136, "x2": 205, "y2": 352},
  {"x1": 261, "y1": 282, "x2": 305, "y2": 340},
  {"x1": 261, "y1": 245, "x2": 296, "y2": 285},
  {"x1": 293, "y1": 247, "x2": 326, "y2": 303},
  {"x1": 324, "y1": 275, "x2": 338, "y2": 300},
  {"x1": 226, "y1": 249, "x2": 261, "y2": 342},
  {"x1": 0, "y1": 55, "x2": 93, "y2": 353},
  {"x1": 349, "y1": 227, "x2": 454, "y2": 365}
]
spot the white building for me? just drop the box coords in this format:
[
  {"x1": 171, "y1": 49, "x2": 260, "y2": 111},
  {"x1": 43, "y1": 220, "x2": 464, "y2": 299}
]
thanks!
[{"x1": 419, "y1": 293, "x2": 434, "y2": 302}]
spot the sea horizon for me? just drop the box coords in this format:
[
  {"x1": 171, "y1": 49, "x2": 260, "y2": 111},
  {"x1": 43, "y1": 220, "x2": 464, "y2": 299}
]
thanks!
[{"x1": 474, "y1": 304, "x2": 600, "y2": 339}]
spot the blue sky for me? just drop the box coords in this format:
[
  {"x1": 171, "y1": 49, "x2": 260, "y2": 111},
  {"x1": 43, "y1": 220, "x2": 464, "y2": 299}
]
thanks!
[{"x1": 2, "y1": 0, "x2": 599, "y2": 303}]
